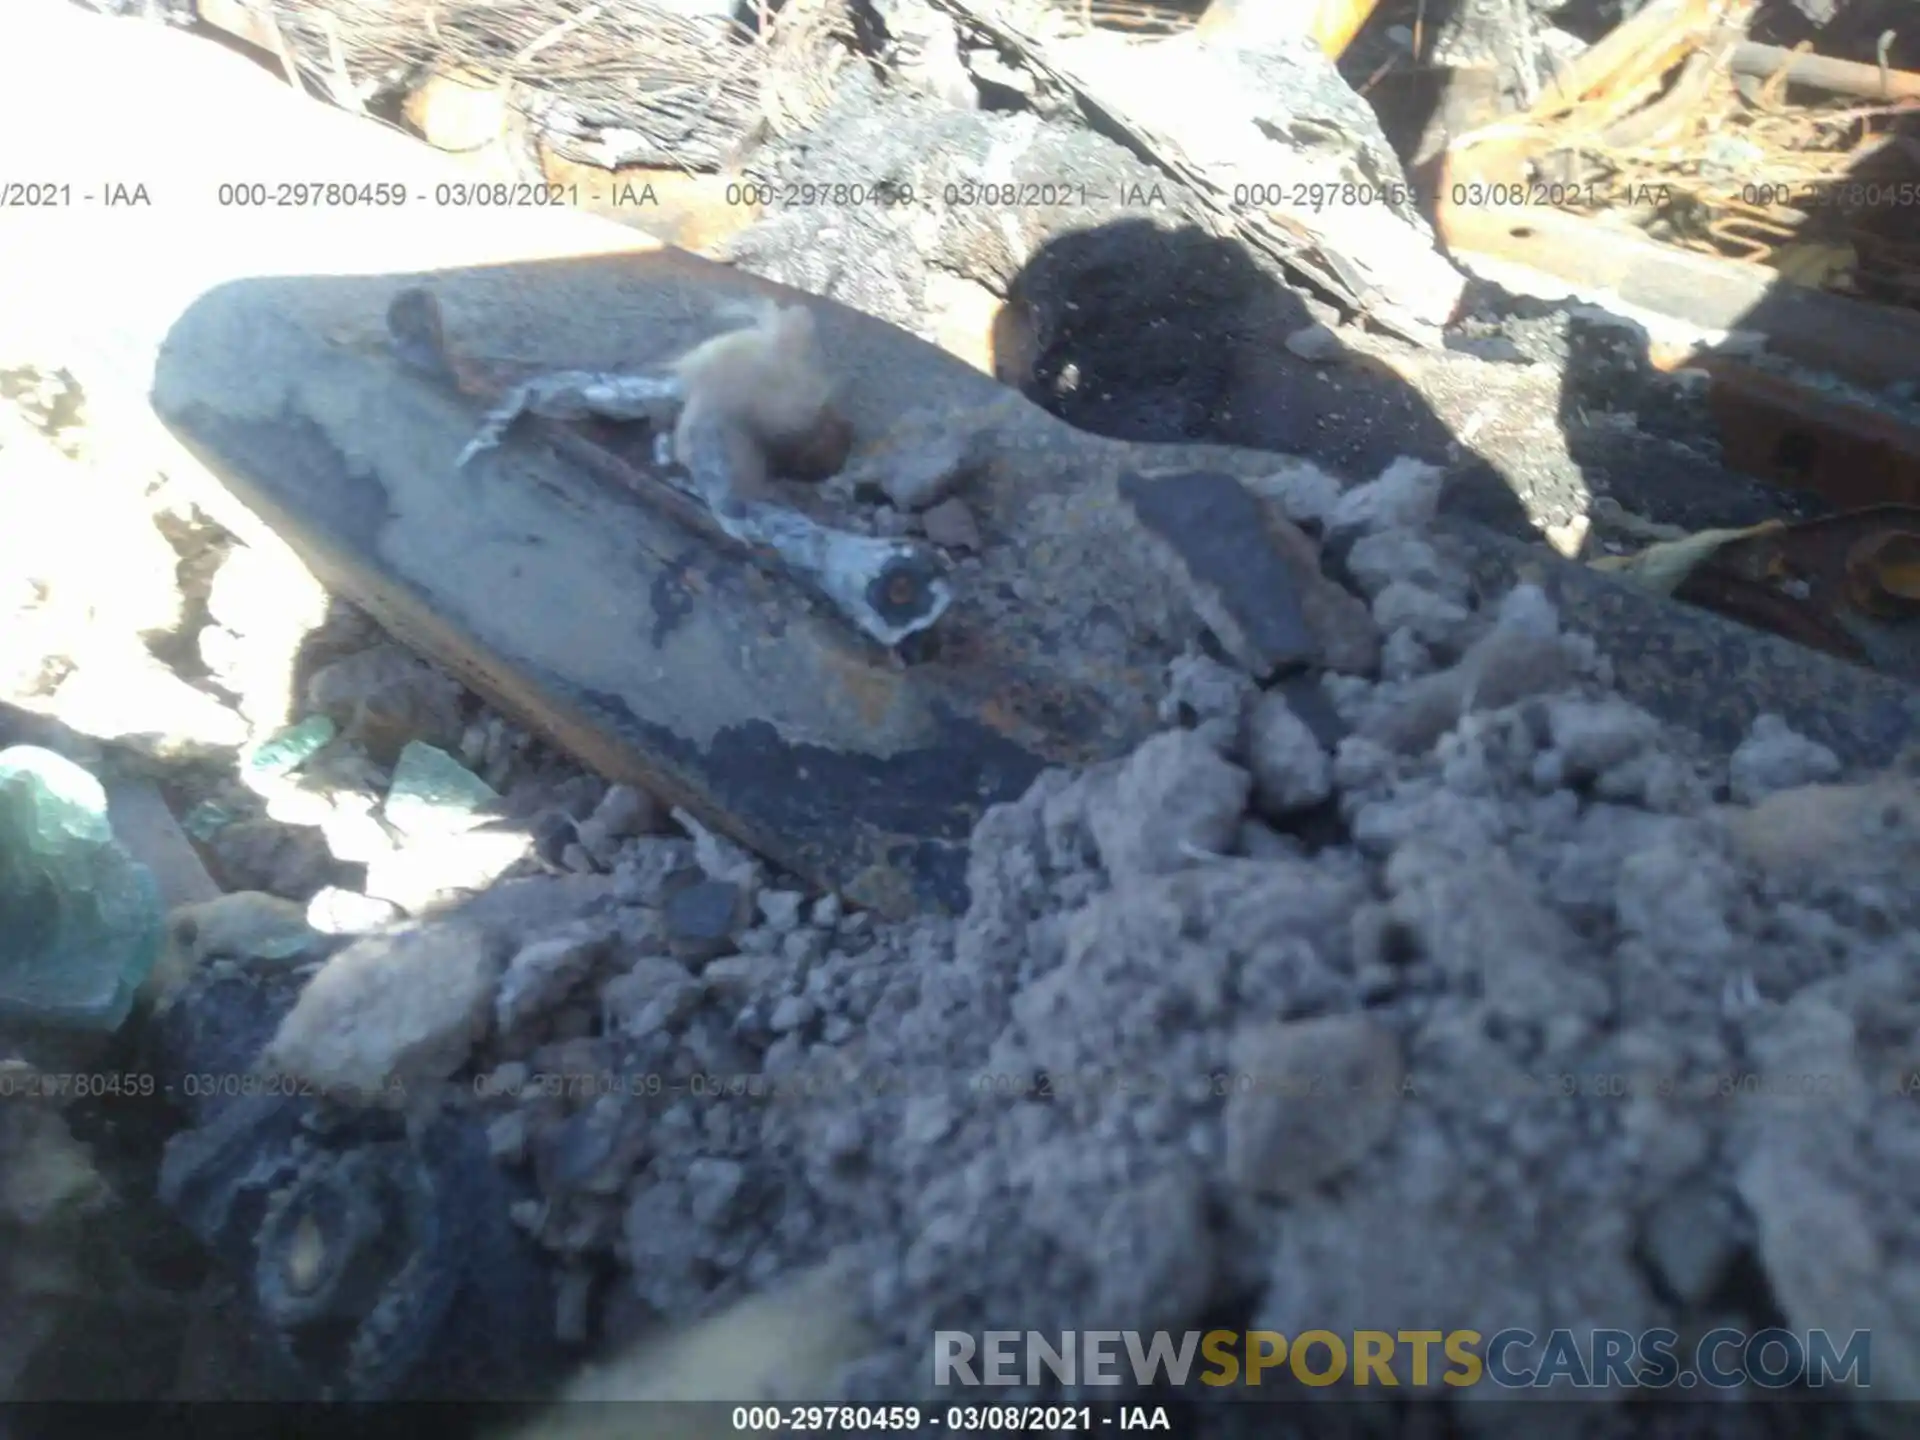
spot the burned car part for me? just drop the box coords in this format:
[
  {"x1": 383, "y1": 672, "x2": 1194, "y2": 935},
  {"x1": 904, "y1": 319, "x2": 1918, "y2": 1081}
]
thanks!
[{"x1": 149, "y1": 964, "x2": 561, "y2": 1403}]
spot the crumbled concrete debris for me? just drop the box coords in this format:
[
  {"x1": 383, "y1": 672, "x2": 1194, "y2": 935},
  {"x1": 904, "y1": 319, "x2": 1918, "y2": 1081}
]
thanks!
[
  {"x1": 1246, "y1": 460, "x2": 1345, "y2": 532},
  {"x1": 1493, "y1": 577, "x2": 1563, "y2": 638},
  {"x1": 456, "y1": 875, "x2": 620, "y2": 953},
  {"x1": 1235, "y1": 819, "x2": 1304, "y2": 861},
  {"x1": 1728, "y1": 713, "x2": 1842, "y2": 805},
  {"x1": 672, "y1": 807, "x2": 762, "y2": 895},
  {"x1": 529, "y1": 812, "x2": 578, "y2": 872},
  {"x1": 454, "y1": 554, "x2": 1920, "y2": 1434},
  {"x1": 1723, "y1": 777, "x2": 1920, "y2": 896},
  {"x1": 1387, "y1": 842, "x2": 1612, "y2": 1031},
  {"x1": 1342, "y1": 527, "x2": 1469, "y2": 603},
  {"x1": 11, "y1": 58, "x2": 1916, "y2": 1427},
  {"x1": 1614, "y1": 826, "x2": 1744, "y2": 968},
  {"x1": 1730, "y1": 994, "x2": 1920, "y2": 1415},
  {"x1": 540, "y1": 1091, "x2": 650, "y2": 1198},
  {"x1": 574, "y1": 783, "x2": 663, "y2": 865},
  {"x1": 1244, "y1": 689, "x2": 1332, "y2": 818},
  {"x1": 1378, "y1": 627, "x2": 1432, "y2": 681},
  {"x1": 166, "y1": 890, "x2": 318, "y2": 965},
  {"x1": 1327, "y1": 456, "x2": 1445, "y2": 537},
  {"x1": 263, "y1": 918, "x2": 508, "y2": 1102},
  {"x1": 1158, "y1": 648, "x2": 1257, "y2": 744},
  {"x1": 756, "y1": 889, "x2": 807, "y2": 932},
  {"x1": 613, "y1": 837, "x2": 701, "y2": 907},
  {"x1": 601, "y1": 957, "x2": 703, "y2": 1038},
  {"x1": 1639, "y1": 1181, "x2": 1744, "y2": 1307},
  {"x1": 24, "y1": 357, "x2": 1893, "y2": 1427},
  {"x1": 460, "y1": 712, "x2": 529, "y2": 791},
  {"x1": 487, "y1": 1108, "x2": 532, "y2": 1167},
  {"x1": 1223, "y1": 1013, "x2": 1403, "y2": 1198},
  {"x1": 1084, "y1": 728, "x2": 1250, "y2": 878},
  {"x1": 1371, "y1": 580, "x2": 1473, "y2": 653},
  {"x1": 1544, "y1": 694, "x2": 1665, "y2": 782},
  {"x1": 869, "y1": 505, "x2": 913, "y2": 539},
  {"x1": 497, "y1": 928, "x2": 613, "y2": 1034},
  {"x1": 664, "y1": 880, "x2": 748, "y2": 962},
  {"x1": 1357, "y1": 583, "x2": 1583, "y2": 755},
  {"x1": 0, "y1": 1086, "x2": 108, "y2": 1230}
]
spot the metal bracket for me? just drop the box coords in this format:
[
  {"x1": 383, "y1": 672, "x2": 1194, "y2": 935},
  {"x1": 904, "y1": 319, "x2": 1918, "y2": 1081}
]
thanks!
[{"x1": 388, "y1": 287, "x2": 953, "y2": 651}]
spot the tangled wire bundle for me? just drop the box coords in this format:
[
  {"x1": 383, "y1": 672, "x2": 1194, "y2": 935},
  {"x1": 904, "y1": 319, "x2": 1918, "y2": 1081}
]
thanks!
[{"x1": 260, "y1": 0, "x2": 855, "y2": 171}]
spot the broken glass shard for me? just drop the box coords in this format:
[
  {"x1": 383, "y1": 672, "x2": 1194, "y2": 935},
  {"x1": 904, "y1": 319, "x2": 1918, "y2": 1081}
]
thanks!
[
  {"x1": 0, "y1": 746, "x2": 163, "y2": 1033},
  {"x1": 240, "y1": 715, "x2": 338, "y2": 789},
  {"x1": 383, "y1": 741, "x2": 499, "y2": 841}
]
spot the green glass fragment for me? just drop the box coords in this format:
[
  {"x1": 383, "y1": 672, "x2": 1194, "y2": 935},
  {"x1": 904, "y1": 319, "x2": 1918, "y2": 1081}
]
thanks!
[
  {"x1": 181, "y1": 800, "x2": 236, "y2": 841},
  {"x1": 0, "y1": 747, "x2": 163, "y2": 1034},
  {"x1": 241, "y1": 715, "x2": 338, "y2": 784},
  {"x1": 384, "y1": 741, "x2": 499, "y2": 839}
]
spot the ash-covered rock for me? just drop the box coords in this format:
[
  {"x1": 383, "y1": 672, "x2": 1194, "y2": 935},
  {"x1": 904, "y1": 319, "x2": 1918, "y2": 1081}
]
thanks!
[{"x1": 261, "y1": 918, "x2": 509, "y2": 1103}]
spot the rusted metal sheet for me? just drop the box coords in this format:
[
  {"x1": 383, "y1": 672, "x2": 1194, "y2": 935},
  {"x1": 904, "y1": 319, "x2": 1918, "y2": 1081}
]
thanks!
[
  {"x1": 1648, "y1": 354, "x2": 1920, "y2": 508},
  {"x1": 1669, "y1": 505, "x2": 1920, "y2": 682}
]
